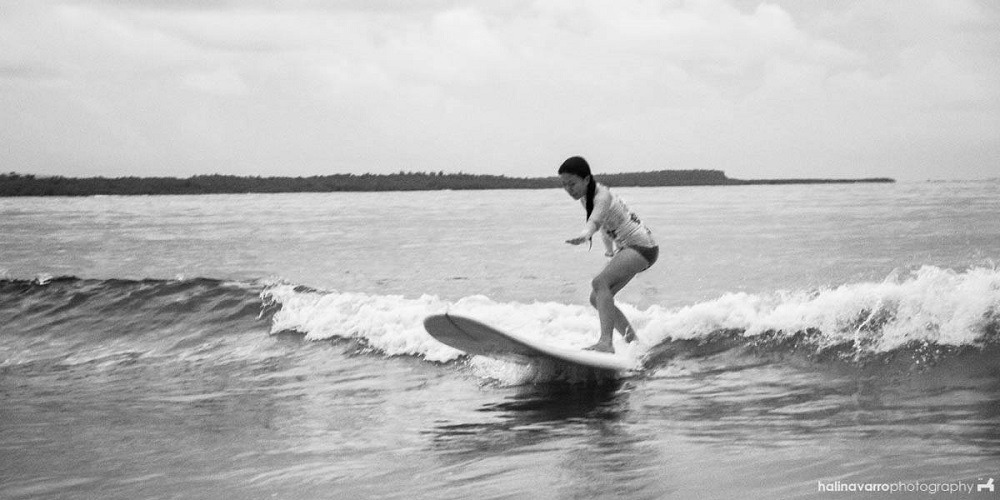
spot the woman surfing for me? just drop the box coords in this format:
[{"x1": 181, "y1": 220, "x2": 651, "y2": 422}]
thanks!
[{"x1": 558, "y1": 156, "x2": 659, "y2": 353}]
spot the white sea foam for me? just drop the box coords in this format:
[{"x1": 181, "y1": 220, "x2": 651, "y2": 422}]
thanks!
[
  {"x1": 263, "y1": 286, "x2": 634, "y2": 360},
  {"x1": 639, "y1": 265, "x2": 999, "y2": 353},
  {"x1": 262, "y1": 266, "x2": 999, "y2": 377}
]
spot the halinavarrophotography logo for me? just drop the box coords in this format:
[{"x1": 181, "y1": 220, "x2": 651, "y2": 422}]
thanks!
[{"x1": 817, "y1": 477, "x2": 995, "y2": 495}]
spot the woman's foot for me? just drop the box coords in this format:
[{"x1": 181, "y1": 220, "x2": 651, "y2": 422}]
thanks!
[
  {"x1": 583, "y1": 340, "x2": 614, "y2": 353},
  {"x1": 623, "y1": 326, "x2": 638, "y2": 343}
]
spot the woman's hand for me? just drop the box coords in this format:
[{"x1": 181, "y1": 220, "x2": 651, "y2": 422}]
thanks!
[{"x1": 565, "y1": 236, "x2": 590, "y2": 246}]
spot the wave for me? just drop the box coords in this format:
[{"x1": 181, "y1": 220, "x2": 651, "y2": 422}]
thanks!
[
  {"x1": 0, "y1": 276, "x2": 267, "y2": 332},
  {"x1": 0, "y1": 276, "x2": 271, "y2": 368},
  {"x1": 646, "y1": 265, "x2": 998, "y2": 356},
  {"x1": 2, "y1": 266, "x2": 998, "y2": 383},
  {"x1": 263, "y1": 266, "x2": 999, "y2": 378}
]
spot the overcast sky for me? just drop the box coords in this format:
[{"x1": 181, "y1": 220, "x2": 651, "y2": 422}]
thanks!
[{"x1": 2, "y1": 0, "x2": 997, "y2": 180}]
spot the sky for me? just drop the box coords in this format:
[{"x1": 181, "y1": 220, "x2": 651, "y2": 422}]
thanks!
[{"x1": 1, "y1": 0, "x2": 998, "y2": 181}]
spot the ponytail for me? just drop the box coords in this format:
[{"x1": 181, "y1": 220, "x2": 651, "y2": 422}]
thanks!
[{"x1": 584, "y1": 175, "x2": 596, "y2": 221}]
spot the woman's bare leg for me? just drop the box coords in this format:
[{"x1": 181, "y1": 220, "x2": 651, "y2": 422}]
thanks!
[
  {"x1": 585, "y1": 249, "x2": 649, "y2": 353},
  {"x1": 591, "y1": 280, "x2": 637, "y2": 341}
]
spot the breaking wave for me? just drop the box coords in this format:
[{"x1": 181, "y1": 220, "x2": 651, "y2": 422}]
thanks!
[{"x1": 2, "y1": 265, "x2": 997, "y2": 384}]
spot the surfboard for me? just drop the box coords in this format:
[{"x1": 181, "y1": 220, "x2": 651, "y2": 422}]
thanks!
[{"x1": 423, "y1": 313, "x2": 638, "y2": 372}]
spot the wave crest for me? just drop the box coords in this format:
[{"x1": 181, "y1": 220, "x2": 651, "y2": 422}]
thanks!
[
  {"x1": 261, "y1": 266, "x2": 999, "y2": 377},
  {"x1": 642, "y1": 266, "x2": 999, "y2": 356}
]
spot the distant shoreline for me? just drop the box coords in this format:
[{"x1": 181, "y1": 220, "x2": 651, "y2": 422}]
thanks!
[{"x1": 0, "y1": 170, "x2": 895, "y2": 197}]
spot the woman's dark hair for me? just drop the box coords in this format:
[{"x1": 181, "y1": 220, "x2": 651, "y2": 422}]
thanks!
[{"x1": 558, "y1": 156, "x2": 597, "y2": 220}]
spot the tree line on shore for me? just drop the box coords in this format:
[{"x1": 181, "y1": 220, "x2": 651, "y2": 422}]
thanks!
[{"x1": 0, "y1": 170, "x2": 894, "y2": 197}]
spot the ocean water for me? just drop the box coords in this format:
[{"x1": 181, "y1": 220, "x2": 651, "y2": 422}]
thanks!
[{"x1": 1, "y1": 181, "x2": 998, "y2": 499}]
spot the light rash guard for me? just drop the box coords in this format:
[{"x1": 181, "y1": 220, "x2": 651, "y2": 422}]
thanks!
[{"x1": 577, "y1": 183, "x2": 656, "y2": 255}]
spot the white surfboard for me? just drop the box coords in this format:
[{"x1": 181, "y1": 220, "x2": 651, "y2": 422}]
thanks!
[{"x1": 423, "y1": 313, "x2": 638, "y2": 372}]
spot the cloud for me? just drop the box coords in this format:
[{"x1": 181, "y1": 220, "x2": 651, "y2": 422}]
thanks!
[{"x1": 1, "y1": 0, "x2": 997, "y2": 179}]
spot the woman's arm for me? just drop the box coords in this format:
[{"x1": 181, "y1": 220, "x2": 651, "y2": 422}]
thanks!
[
  {"x1": 601, "y1": 231, "x2": 615, "y2": 257},
  {"x1": 566, "y1": 185, "x2": 612, "y2": 245}
]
